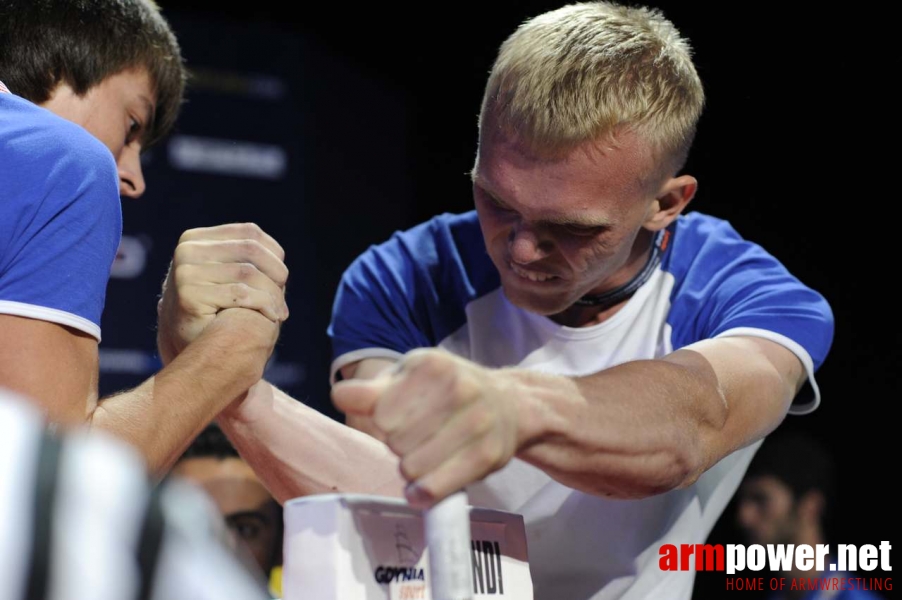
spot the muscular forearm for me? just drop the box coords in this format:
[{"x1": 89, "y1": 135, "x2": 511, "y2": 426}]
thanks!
[
  {"x1": 89, "y1": 313, "x2": 270, "y2": 476},
  {"x1": 513, "y1": 353, "x2": 730, "y2": 499},
  {"x1": 333, "y1": 338, "x2": 799, "y2": 507},
  {"x1": 217, "y1": 380, "x2": 405, "y2": 505}
]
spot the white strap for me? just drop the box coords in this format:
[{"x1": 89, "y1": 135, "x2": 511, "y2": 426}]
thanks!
[{"x1": 0, "y1": 80, "x2": 10, "y2": 94}]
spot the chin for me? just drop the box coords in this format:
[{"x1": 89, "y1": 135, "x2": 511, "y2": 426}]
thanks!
[{"x1": 502, "y1": 283, "x2": 575, "y2": 316}]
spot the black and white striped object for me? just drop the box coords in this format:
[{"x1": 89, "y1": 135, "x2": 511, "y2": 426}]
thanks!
[{"x1": 0, "y1": 389, "x2": 272, "y2": 600}]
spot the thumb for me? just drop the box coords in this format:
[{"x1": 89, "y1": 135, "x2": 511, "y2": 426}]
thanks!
[{"x1": 331, "y1": 377, "x2": 389, "y2": 417}]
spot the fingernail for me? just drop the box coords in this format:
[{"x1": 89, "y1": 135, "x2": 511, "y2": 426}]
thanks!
[{"x1": 405, "y1": 483, "x2": 434, "y2": 508}]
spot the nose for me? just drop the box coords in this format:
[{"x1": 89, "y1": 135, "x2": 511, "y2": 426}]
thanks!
[
  {"x1": 509, "y1": 221, "x2": 551, "y2": 265},
  {"x1": 735, "y1": 500, "x2": 756, "y2": 530},
  {"x1": 224, "y1": 527, "x2": 240, "y2": 552},
  {"x1": 118, "y1": 146, "x2": 146, "y2": 198}
]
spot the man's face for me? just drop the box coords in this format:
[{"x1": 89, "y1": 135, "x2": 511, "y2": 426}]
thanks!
[
  {"x1": 472, "y1": 121, "x2": 665, "y2": 316},
  {"x1": 40, "y1": 67, "x2": 155, "y2": 199},
  {"x1": 736, "y1": 475, "x2": 798, "y2": 546},
  {"x1": 172, "y1": 457, "x2": 281, "y2": 575}
]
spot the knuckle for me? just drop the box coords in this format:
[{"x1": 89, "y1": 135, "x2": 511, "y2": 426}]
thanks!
[
  {"x1": 369, "y1": 404, "x2": 386, "y2": 426},
  {"x1": 228, "y1": 283, "x2": 251, "y2": 302},
  {"x1": 177, "y1": 228, "x2": 201, "y2": 245},
  {"x1": 410, "y1": 349, "x2": 453, "y2": 378},
  {"x1": 371, "y1": 411, "x2": 392, "y2": 435},
  {"x1": 177, "y1": 293, "x2": 199, "y2": 314},
  {"x1": 173, "y1": 263, "x2": 193, "y2": 286},
  {"x1": 275, "y1": 265, "x2": 289, "y2": 286},
  {"x1": 239, "y1": 222, "x2": 263, "y2": 239},
  {"x1": 465, "y1": 404, "x2": 494, "y2": 437},
  {"x1": 403, "y1": 348, "x2": 431, "y2": 368},
  {"x1": 172, "y1": 243, "x2": 189, "y2": 264},
  {"x1": 234, "y1": 262, "x2": 256, "y2": 282},
  {"x1": 174, "y1": 240, "x2": 205, "y2": 264},
  {"x1": 475, "y1": 437, "x2": 503, "y2": 470},
  {"x1": 385, "y1": 433, "x2": 405, "y2": 456},
  {"x1": 449, "y1": 372, "x2": 478, "y2": 407},
  {"x1": 240, "y1": 239, "x2": 262, "y2": 259},
  {"x1": 398, "y1": 457, "x2": 419, "y2": 482}
]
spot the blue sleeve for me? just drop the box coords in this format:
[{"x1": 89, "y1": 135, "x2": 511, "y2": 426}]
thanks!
[
  {"x1": 664, "y1": 214, "x2": 834, "y2": 411},
  {"x1": 327, "y1": 212, "x2": 498, "y2": 380},
  {"x1": 0, "y1": 107, "x2": 122, "y2": 341},
  {"x1": 328, "y1": 232, "x2": 436, "y2": 360},
  {"x1": 666, "y1": 214, "x2": 834, "y2": 369}
]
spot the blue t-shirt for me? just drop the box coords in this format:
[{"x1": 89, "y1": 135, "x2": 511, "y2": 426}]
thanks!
[
  {"x1": 0, "y1": 91, "x2": 122, "y2": 341},
  {"x1": 329, "y1": 210, "x2": 833, "y2": 411},
  {"x1": 327, "y1": 211, "x2": 835, "y2": 599}
]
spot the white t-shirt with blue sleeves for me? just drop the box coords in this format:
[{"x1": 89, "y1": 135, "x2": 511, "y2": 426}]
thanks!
[
  {"x1": 328, "y1": 209, "x2": 834, "y2": 600},
  {"x1": 0, "y1": 91, "x2": 122, "y2": 341}
]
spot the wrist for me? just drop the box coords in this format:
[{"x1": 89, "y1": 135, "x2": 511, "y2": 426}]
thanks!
[
  {"x1": 218, "y1": 379, "x2": 273, "y2": 426},
  {"x1": 506, "y1": 368, "x2": 572, "y2": 452},
  {"x1": 202, "y1": 311, "x2": 274, "y2": 384},
  {"x1": 156, "y1": 292, "x2": 178, "y2": 366},
  {"x1": 156, "y1": 330, "x2": 177, "y2": 367}
]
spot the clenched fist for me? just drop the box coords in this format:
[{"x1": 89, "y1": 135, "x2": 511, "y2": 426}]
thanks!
[
  {"x1": 157, "y1": 223, "x2": 290, "y2": 365},
  {"x1": 331, "y1": 349, "x2": 531, "y2": 507}
]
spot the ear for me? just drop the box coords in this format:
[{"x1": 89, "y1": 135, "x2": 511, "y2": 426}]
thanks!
[
  {"x1": 796, "y1": 490, "x2": 826, "y2": 524},
  {"x1": 643, "y1": 174, "x2": 697, "y2": 231}
]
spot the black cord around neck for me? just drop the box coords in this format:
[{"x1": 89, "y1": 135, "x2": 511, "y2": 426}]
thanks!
[{"x1": 573, "y1": 226, "x2": 672, "y2": 308}]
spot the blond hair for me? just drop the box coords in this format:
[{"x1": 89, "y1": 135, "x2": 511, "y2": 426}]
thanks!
[{"x1": 480, "y1": 1, "x2": 704, "y2": 178}]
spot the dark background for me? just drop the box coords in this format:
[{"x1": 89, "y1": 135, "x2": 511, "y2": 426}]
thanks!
[{"x1": 98, "y1": 2, "x2": 897, "y2": 597}]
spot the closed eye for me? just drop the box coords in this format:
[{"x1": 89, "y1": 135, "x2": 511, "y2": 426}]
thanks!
[
  {"x1": 478, "y1": 188, "x2": 514, "y2": 213},
  {"x1": 126, "y1": 117, "x2": 143, "y2": 145},
  {"x1": 557, "y1": 223, "x2": 607, "y2": 237}
]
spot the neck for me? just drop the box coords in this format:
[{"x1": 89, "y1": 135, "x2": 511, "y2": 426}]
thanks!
[
  {"x1": 550, "y1": 299, "x2": 631, "y2": 328},
  {"x1": 785, "y1": 525, "x2": 827, "y2": 581},
  {"x1": 549, "y1": 228, "x2": 659, "y2": 328}
]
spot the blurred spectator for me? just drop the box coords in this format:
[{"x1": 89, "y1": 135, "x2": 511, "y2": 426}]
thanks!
[
  {"x1": 0, "y1": 387, "x2": 270, "y2": 600},
  {"x1": 172, "y1": 424, "x2": 283, "y2": 597},
  {"x1": 735, "y1": 430, "x2": 887, "y2": 599}
]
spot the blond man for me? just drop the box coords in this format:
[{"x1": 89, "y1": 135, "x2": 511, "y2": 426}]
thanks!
[{"x1": 160, "y1": 2, "x2": 834, "y2": 598}]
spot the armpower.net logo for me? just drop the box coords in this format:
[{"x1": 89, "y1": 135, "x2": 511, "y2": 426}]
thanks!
[{"x1": 659, "y1": 541, "x2": 892, "y2": 593}]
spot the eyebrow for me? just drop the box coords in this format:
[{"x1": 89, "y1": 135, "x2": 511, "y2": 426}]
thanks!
[
  {"x1": 226, "y1": 511, "x2": 270, "y2": 525},
  {"x1": 473, "y1": 176, "x2": 612, "y2": 229},
  {"x1": 137, "y1": 95, "x2": 156, "y2": 140},
  {"x1": 139, "y1": 95, "x2": 155, "y2": 120}
]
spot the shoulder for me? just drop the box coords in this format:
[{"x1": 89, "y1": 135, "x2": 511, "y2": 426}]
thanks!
[
  {"x1": 348, "y1": 210, "x2": 496, "y2": 287},
  {"x1": 329, "y1": 211, "x2": 499, "y2": 355},
  {"x1": 662, "y1": 210, "x2": 834, "y2": 376},
  {"x1": 0, "y1": 94, "x2": 118, "y2": 189},
  {"x1": 662, "y1": 211, "x2": 829, "y2": 308},
  {"x1": 668, "y1": 212, "x2": 749, "y2": 258},
  {"x1": 663, "y1": 211, "x2": 798, "y2": 285},
  {"x1": 0, "y1": 96, "x2": 122, "y2": 337},
  {"x1": 379, "y1": 211, "x2": 483, "y2": 261},
  {"x1": 0, "y1": 94, "x2": 120, "y2": 236}
]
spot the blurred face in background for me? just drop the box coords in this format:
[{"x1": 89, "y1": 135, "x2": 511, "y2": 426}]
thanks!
[
  {"x1": 172, "y1": 456, "x2": 282, "y2": 574},
  {"x1": 735, "y1": 475, "x2": 798, "y2": 546}
]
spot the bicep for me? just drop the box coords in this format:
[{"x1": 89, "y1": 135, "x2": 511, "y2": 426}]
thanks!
[
  {"x1": 0, "y1": 314, "x2": 98, "y2": 425},
  {"x1": 665, "y1": 335, "x2": 805, "y2": 452}
]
